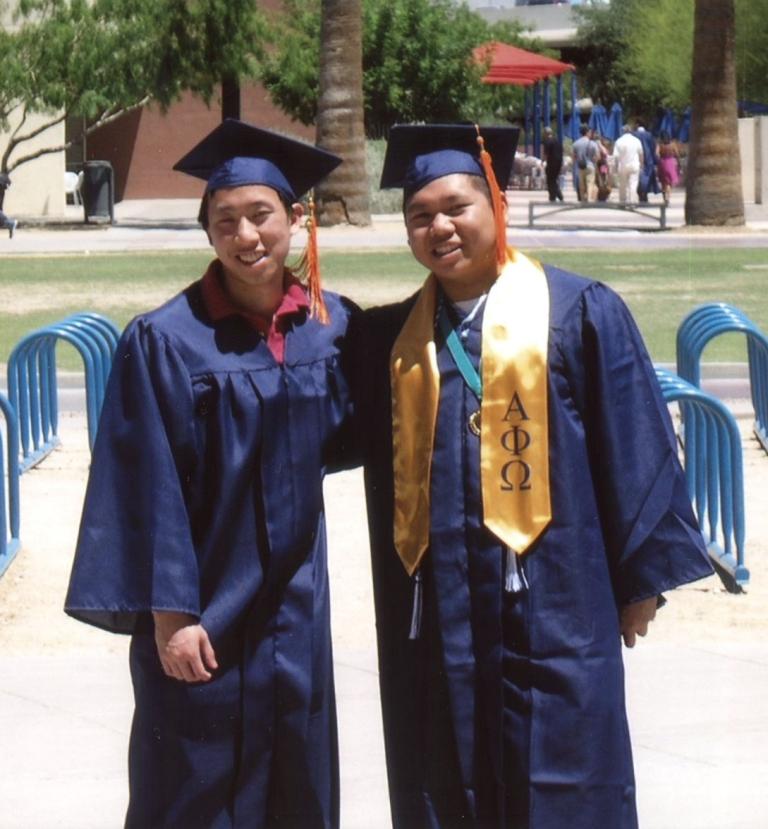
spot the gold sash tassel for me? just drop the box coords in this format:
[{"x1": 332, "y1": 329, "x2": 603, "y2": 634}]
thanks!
[{"x1": 390, "y1": 250, "x2": 552, "y2": 575}]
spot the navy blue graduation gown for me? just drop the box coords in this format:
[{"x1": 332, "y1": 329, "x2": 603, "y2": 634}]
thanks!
[
  {"x1": 354, "y1": 266, "x2": 713, "y2": 829},
  {"x1": 65, "y1": 277, "x2": 357, "y2": 828},
  {"x1": 635, "y1": 130, "x2": 659, "y2": 196}
]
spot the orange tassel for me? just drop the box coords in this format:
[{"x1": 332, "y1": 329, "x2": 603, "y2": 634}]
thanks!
[
  {"x1": 475, "y1": 126, "x2": 509, "y2": 268},
  {"x1": 306, "y1": 194, "x2": 329, "y2": 324}
]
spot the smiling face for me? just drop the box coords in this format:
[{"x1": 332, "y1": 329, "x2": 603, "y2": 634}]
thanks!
[
  {"x1": 404, "y1": 173, "x2": 502, "y2": 302},
  {"x1": 206, "y1": 184, "x2": 303, "y2": 308}
]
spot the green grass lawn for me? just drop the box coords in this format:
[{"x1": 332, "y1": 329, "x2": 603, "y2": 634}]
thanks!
[{"x1": 1, "y1": 247, "x2": 767, "y2": 369}]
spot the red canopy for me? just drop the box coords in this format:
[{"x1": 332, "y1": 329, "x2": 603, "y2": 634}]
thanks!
[{"x1": 474, "y1": 41, "x2": 574, "y2": 86}]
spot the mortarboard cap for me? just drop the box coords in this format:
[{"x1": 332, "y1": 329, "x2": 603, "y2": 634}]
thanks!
[
  {"x1": 173, "y1": 119, "x2": 342, "y2": 201},
  {"x1": 380, "y1": 123, "x2": 519, "y2": 194}
]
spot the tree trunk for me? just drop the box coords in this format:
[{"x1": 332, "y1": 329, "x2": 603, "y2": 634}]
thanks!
[
  {"x1": 685, "y1": 0, "x2": 744, "y2": 225},
  {"x1": 221, "y1": 75, "x2": 241, "y2": 121},
  {"x1": 314, "y1": 0, "x2": 370, "y2": 226}
]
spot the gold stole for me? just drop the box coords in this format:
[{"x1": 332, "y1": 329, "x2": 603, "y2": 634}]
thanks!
[{"x1": 390, "y1": 249, "x2": 551, "y2": 575}]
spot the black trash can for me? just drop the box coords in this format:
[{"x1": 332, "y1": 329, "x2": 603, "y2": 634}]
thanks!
[{"x1": 81, "y1": 160, "x2": 115, "y2": 224}]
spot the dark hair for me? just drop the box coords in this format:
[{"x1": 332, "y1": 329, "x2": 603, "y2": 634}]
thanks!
[
  {"x1": 579, "y1": 124, "x2": 589, "y2": 136},
  {"x1": 198, "y1": 187, "x2": 295, "y2": 230},
  {"x1": 402, "y1": 172, "x2": 492, "y2": 214}
]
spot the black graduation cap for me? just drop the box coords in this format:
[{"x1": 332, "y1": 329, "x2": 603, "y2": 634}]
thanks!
[
  {"x1": 380, "y1": 123, "x2": 519, "y2": 194},
  {"x1": 173, "y1": 119, "x2": 342, "y2": 201}
]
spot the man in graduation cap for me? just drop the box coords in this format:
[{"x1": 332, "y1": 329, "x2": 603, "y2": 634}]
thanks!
[
  {"x1": 65, "y1": 119, "x2": 357, "y2": 828},
  {"x1": 353, "y1": 124, "x2": 713, "y2": 828}
]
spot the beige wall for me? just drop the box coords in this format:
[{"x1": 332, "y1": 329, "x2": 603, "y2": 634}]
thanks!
[
  {"x1": 738, "y1": 115, "x2": 768, "y2": 205},
  {"x1": 739, "y1": 117, "x2": 755, "y2": 204},
  {"x1": 1, "y1": 110, "x2": 66, "y2": 218}
]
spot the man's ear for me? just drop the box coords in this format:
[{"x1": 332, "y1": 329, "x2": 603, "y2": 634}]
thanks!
[{"x1": 289, "y1": 202, "x2": 305, "y2": 234}]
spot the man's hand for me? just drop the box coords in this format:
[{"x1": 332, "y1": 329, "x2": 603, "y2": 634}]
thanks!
[
  {"x1": 620, "y1": 597, "x2": 658, "y2": 648},
  {"x1": 153, "y1": 611, "x2": 218, "y2": 683}
]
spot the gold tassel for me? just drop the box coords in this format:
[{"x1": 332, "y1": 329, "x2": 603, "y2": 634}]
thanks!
[
  {"x1": 475, "y1": 126, "x2": 508, "y2": 269},
  {"x1": 306, "y1": 194, "x2": 329, "y2": 324}
]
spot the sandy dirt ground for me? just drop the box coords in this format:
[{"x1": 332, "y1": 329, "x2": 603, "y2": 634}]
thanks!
[
  {"x1": 1, "y1": 406, "x2": 767, "y2": 829},
  {"x1": 0, "y1": 413, "x2": 379, "y2": 657},
  {"x1": 2, "y1": 406, "x2": 767, "y2": 656}
]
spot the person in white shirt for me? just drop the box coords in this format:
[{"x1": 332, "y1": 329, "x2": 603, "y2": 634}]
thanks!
[{"x1": 612, "y1": 124, "x2": 644, "y2": 205}]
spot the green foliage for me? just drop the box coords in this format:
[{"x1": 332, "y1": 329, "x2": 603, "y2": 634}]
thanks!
[
  {"x1": 366, "y1": 139, "x2": 403, "y2": 213},
  {"x1": 261, "y1": 0, "x2": 535, "y2": 136},
  {"x1": 619, "y1": 0, "x2": 694, "y2": 112},
  {"x1": 734, "y1": 0, "x2": 768, "y2": 102},
  {"x1": 573, "y1": 0, "x2": 637, "y2": 109},
  {"x1": 259, "y1": 0, "x2": 321, "y2": 127},
  {"x1": 574, "y1": 0, "x2": 768, "y2": 119},
  {"x1": 0, "y1": 0, "x2": 267, "y2": 172}
]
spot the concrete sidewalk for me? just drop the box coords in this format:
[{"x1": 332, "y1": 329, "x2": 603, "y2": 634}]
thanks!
[
  {"x1": 1, "y1": 406, "x2": 768, "y2": 828},
  {"x1": 3, "y1": 187, "x2": 768, "y2": 256},
  {"x1": 3, "y1": 637, "x2": 766, "y2": 828}
]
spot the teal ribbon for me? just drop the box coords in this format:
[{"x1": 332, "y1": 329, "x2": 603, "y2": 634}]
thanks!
[{"x1": 437, "y1": 303, "x2": 482, "y2": 400}]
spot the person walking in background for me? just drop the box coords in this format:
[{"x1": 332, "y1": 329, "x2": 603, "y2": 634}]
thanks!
[
  {"x1": 0, "y1": 172, "x2": 18, "y2": 238},
  {"x1": 634, "y1": 121, "x2": 659, "y2": 203},
  {"x1": 65, "y1": 120, "x2": 357, "y2": 829},
  {"x1": 542, "y1": 126, "x2": 564, "y2": 202},
  {"x1": 593, "y1": 131, "x2": 613, "y2": 201},
  {"x1": 572, "y1": 124, "x2": 597, "y2": 201},
  {"x1": 657, "y1": 130, "x2": 681, "y2": 205},
  {"x1": 613, "y1": 124, "x2": 644, "y2": 205}
]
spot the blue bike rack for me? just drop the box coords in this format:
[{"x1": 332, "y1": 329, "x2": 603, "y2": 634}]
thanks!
[
  {"x1": 655, "y1": 367, "x2": 749, "y2": 591},
  {"x1": 6, "y1": 313, "x2": 119, "y2": 471},
  {"x1": 0, "y1": 393, "x2": 21, "y2": 578},
  {"x1": 676, "y1": 303, "x2": 768, "y2": 454}
]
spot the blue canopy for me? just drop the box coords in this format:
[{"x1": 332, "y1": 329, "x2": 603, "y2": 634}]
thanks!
[
  {"x1": 655, "y1": 108, "x2": 678, "y2": 139},
  {"x1": 605, "y1": 103, "x2": 623, "y2": 141},
  {"x1": 588, "y1": 104, "x2": 609, "y2": 138},
  {"x1": 677, "y1": 107, "x2": 691, "y2": 143},
  {"x1": 569, "y1": 74, "x2": 580, "y2": 140},
  {"x1": 739, "y1": 100, "x2": 768, "y2": 115}
]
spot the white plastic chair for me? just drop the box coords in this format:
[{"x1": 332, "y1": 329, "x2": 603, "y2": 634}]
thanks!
[{"x1": 64, "y1": 171, "x2": 83, "y2": 206}]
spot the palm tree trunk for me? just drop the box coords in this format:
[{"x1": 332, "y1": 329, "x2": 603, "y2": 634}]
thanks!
[
  {"x1": 314, "y1": 0, "x2": 371, "y2": 226},
  {"x1": 685, "y1": 0, "x2": 744, "y2": 225}
]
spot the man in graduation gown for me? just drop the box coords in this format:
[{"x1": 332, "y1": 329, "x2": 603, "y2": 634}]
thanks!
[
  {"x1": 634, "y1": 122, "x2": 660, "y2": 203},
  {"x1": 65, "y1": 120, "x2": 357, "y2": 828},
  {"x1": 353, "y1": 124, "x2": 714, "y2": 828}
]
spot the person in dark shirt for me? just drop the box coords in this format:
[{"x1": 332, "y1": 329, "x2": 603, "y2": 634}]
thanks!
[
  {"x1": 541, "y1": 126, "x2": 564, "y2": 202},
  {"x1": 0, "y1": 172, "x2": 18, "y2": 238}
]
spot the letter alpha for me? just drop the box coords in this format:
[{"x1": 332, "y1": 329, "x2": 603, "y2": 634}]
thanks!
[{"x1": 503, "y1": 391, "x2": 529, "y2": 422}]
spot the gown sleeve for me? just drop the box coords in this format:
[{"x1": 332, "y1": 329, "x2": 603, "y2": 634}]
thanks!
[
  {"x1": 321, "y1": 296, "x2": 364, "y2": 474},
  {"x1": 65, "y1": 318, "x2": 201, "y2": 634},
  {"x1": 573, "y1": 282, "x2": 713, "y2": 606}
]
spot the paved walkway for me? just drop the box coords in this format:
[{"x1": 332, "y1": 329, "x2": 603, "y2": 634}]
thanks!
[
  {"x1": 1, "y1": 194, "x2": 768, "y2": 828},
  {"x1": 3, "y1": 186, "x2": 768, "y2": 255}
]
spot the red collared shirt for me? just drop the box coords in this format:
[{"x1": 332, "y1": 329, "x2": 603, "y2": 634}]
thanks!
[{"x1": 200, "y1": 261, "x2": 310, "y2": 364}]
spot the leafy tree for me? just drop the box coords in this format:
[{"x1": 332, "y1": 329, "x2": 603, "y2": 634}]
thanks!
[
  {"x1": 261, "y1": 0, "x2": 534, "y2": 138},
  {"x1": 574, "y1": 0, "x2": 768, "y2": 118},
  {"x1": 619, "y1": 0, "x2": 694, "y2": 112},
  {"x1": 258, "y1": 0, "x2": 321, "y2": 128},
  {"x1": 572, "y1": 0, "x2": 638, "y2": 110},
  {"x1": 0, "y1": 0, "x2": 266, "y2": 175},
  {"x1": 732, "y1": 0, "x2": 768, "y2": 103}
]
